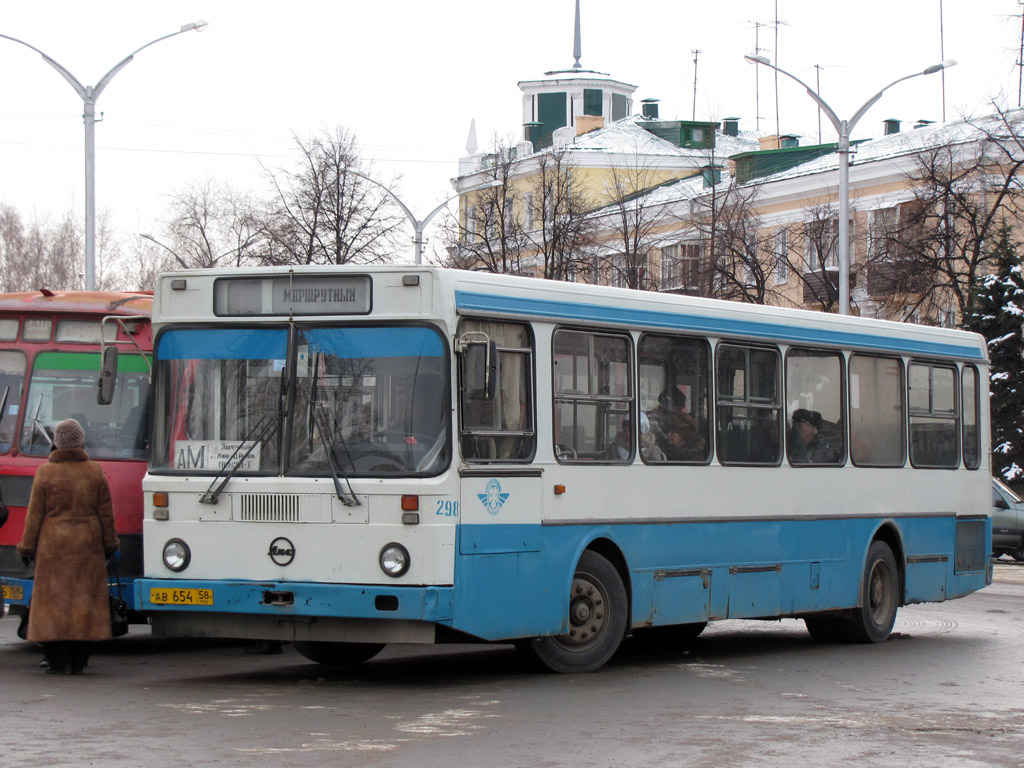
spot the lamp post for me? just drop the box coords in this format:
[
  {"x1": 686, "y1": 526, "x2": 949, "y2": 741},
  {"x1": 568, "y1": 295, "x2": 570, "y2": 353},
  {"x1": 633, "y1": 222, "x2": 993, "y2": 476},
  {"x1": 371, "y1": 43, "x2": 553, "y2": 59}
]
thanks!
[
  {"x1": 139, "y1": 233, "x2": 189, "y2": 269},
  {"x1": 351, "y1": 171, "x2": 500, "y2": 264},
  {"x1": 0, "y1": 21, "x2": 208, "y2": 291},
  {"x1": 744, "y1": 54, "x2": 956, "y2": 315}
]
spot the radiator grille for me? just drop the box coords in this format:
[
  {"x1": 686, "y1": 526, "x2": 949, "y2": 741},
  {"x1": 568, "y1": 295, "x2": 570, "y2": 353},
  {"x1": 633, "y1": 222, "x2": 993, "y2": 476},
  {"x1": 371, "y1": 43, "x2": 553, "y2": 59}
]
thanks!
[
  {"x1": 954, "y1": 518, "x2": 987, "y2": 573},
  {"x1": 235, "y1": 494, "x2": 329, "y2": 523}
]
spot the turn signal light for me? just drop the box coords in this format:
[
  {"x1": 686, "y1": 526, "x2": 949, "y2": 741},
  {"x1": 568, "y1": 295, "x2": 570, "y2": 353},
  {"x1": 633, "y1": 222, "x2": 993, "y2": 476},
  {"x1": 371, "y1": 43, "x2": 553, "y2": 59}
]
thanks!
[
  {"x1": 152, "y1": 492, "x2": 169, "y2": 507},
  {"x1": 401, "y1": 495, "x2": 419, "y2": 511}
]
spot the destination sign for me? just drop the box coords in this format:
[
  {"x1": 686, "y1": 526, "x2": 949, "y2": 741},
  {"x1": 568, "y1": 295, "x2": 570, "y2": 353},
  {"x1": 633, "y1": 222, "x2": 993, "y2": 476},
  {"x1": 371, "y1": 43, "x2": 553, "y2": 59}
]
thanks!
[
  {"x1": 174, "y1": 440, "x2": 261, "y2": 471},
  {"x1": 214, "y1": 275, "x2": 371, "y2": 316}
]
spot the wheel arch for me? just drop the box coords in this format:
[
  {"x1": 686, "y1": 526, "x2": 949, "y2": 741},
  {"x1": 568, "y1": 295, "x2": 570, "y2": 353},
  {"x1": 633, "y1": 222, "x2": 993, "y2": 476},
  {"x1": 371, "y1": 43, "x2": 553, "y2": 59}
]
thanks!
[
  {"x1": 869, "y1": 521, "x2": 906, "y2": 606},
  {"x1": 581, "y1": 536, "x2": 633, "y2": 630}
]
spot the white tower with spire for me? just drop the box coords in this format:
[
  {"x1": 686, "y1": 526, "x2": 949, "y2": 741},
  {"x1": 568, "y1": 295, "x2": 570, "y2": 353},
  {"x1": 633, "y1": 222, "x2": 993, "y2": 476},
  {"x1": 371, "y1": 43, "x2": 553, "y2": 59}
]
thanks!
[{"x1": 517, "y1": 0, "x2": 637, "y2": 149}]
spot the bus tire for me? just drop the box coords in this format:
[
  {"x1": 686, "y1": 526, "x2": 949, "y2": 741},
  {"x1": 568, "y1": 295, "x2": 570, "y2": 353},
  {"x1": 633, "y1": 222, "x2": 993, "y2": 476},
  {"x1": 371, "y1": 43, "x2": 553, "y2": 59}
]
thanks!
[
  {"x1": 518, "y1": 550, "x2": 627, "y2": 673},
  {"x1": 293, "y1": 641, "x2": 385, "y2": 666},
  {"x1": 840, "y1": 540, "x2": 899, "y2": 644},
  {"x1": 804, "y1": 615, "x2": 842, "y2": 642}
]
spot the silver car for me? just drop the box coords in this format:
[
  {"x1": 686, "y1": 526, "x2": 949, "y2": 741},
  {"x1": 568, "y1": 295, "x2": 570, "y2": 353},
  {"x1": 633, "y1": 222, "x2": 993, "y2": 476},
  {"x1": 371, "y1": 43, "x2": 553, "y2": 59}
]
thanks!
[{"x1": 992, "y1": 478, "x2": 1024, "y2": 561}]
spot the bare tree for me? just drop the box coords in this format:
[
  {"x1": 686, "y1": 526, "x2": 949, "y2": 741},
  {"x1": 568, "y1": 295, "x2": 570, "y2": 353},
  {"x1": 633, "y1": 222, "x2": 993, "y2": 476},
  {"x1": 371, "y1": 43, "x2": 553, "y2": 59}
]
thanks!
[
  {"x1": 597, "y1": 157, "x2": 672, "y2": 290},
  {"x1": 528, "y1": 147, "x2": 596, "y2": 281},
  {"x1": 683, "y1": 175, "x2": 782, "y2": 304},
  {"x1": 262, "y1": 128, "x2": 404, "y2": 266},
  {"x1": 789, "y1": 201, "x2": 844, "y2": 313},
  {"x1": 880, "y1": 104, "x2": 1024, "y2": 320},
  {"x1": 444, "y1": 138, "x2": 531, "y2": 274},
  {"x1": 163, "y1": 179, "x2": 268, "y2": 269}
]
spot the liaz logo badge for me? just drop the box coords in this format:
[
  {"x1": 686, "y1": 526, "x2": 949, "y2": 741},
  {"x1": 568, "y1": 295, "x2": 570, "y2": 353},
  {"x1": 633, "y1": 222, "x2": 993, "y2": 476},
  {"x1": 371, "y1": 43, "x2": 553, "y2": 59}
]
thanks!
[
  {"x1": 268, "y1": 537, "x2": 296, "y2": 566},
  {"x1": 478, "y1": 478, "x2": 510, "y2": 516}
]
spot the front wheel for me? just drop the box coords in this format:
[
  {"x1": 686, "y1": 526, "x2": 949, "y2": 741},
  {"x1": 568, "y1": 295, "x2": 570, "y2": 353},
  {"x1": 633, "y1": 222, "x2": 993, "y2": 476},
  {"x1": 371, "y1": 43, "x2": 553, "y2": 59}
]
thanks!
[
  {"x1": 840, "y1": 540, "x2": 899, "y2": 644},
  {"x1": 518, "y1": 550, "x2": 627, "y2": 673},
  {"x1": 293, "y1": 641, "x2": 385, "y2": 666}
]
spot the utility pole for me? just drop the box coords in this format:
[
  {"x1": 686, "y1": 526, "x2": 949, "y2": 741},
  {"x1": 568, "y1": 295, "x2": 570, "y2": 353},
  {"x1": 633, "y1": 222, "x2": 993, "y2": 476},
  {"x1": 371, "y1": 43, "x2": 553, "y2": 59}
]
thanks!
[{"x1": 691, "y1": 49, "x2": 700, "y2": 121}]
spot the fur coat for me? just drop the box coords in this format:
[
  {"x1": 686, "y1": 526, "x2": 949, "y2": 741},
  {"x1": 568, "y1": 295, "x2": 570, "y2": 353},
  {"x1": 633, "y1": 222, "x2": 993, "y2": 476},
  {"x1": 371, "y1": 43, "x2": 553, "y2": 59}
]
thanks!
[{"x1": 17, "y1": 448, "x2": 119, "y2": 642}]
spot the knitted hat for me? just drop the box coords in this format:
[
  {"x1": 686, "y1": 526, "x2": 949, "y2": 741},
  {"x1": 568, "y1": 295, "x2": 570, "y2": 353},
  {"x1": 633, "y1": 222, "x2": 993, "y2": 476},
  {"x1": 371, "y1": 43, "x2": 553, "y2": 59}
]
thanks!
[{"x1": 53, "y1": 418, "x2": 86, "y2": 449}]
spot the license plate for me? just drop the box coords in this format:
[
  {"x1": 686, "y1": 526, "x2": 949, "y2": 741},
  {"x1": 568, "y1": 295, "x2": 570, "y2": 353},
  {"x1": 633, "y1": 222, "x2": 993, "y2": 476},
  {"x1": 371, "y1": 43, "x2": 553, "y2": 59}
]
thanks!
[
  {"x1": 2, "y1": 584, "x2": 24, "y2": 601},
  {"x1": 149, "y1": 587, "x2": 214, "y2": 606}
]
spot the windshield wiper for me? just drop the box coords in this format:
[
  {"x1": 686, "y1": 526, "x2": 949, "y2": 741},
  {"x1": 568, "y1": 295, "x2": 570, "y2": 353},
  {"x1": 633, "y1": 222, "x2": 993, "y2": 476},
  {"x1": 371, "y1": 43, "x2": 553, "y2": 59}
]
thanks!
[
  {"x1": 199, "y1": 415, "x2": 277, "y2": 505},
  {"x1": 28, "y1": 393, "x2": 52, "y2": 452},
  {"x1": 311, "y1": 402, "x2": 361, "y2": 507}
]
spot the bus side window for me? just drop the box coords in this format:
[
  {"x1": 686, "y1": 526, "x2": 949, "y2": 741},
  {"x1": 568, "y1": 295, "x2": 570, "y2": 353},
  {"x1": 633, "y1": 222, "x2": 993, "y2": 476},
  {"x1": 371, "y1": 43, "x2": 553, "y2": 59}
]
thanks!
[
  {"x1": 962, "y1": 365, "x2": 981, "y2": 469},
  {"x1": 908, "y1": 362, "x2": 959, "y2": 469},
  {"x1": 458, "y1": 320, "x2": 535, "y2": 463},
  {"x1": 849, "y1": 354, "x2": 905, "y2": 467},
  {"x1": 716, "y1": 344, "x2": 781, "y2": 465},
  {"x1": 785, "y1": 348, "x2": 845, "y2": 466},
  {"x1": 553, "y1": 329, "x2": 633, "y2": 463},
  {"x1": 638, "y1": 333, "x2": 711, "y2": 464}
]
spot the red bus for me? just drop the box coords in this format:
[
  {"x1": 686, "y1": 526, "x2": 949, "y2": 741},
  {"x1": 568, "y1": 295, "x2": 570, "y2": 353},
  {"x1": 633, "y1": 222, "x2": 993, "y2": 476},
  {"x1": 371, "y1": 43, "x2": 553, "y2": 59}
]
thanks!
[{"x1": 0, "y1": 291, "x2": 152, "y2": 636}]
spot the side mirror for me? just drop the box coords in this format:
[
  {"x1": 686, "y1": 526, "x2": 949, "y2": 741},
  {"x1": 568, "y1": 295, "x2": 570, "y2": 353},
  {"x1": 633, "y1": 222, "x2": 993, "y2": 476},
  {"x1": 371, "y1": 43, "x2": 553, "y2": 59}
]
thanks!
[
  {"x1": 462, "y1": 340, "x2": 498, "y2": 400},
  {"x1": 994, "y1": 496, "x2": 1010, "y2": 510},
  {"x1": 98, "y1": 346, "x2": 119, "y2": 405}
]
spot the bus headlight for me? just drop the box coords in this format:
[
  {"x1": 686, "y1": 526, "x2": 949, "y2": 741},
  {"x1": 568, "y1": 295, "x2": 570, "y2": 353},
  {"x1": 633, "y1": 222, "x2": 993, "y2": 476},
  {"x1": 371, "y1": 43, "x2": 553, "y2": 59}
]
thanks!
[
  {"x1": 379, "y1": 543, "x2": 410, "y2": 577},
  {"x1": 163, "y1": 539, "x2": 191, "y2": 572}
]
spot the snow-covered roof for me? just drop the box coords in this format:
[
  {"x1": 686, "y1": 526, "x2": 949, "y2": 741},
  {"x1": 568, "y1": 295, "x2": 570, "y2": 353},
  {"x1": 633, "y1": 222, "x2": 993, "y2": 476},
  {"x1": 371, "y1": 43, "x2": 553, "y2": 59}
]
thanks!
[
  {"x1": 537, "y1": 114, "x2": 759, "y2": 161},
  {"x1": 744, "y1": 109, "x2": 1024, "y2": 184}
]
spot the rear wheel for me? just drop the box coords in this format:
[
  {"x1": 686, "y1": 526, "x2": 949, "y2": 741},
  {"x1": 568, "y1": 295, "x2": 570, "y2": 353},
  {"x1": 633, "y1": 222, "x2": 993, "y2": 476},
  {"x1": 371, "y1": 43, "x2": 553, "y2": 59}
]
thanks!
[
  {"x1": 804, "y1": 615, "x2": 842, "y2": 642},
  {"x1": 293, "y1": 641, "x2": 385, "y2": 666},
  {"x1": 840, "y1": 540, "x2": 899, "y2": 644},
  {"x1": 518, "y1": 550, "x2": 627, "y2": 673}
]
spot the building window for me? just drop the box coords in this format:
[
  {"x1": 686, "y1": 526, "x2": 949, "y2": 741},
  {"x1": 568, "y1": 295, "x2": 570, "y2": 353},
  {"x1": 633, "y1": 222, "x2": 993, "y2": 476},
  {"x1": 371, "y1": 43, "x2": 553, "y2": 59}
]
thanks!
[
  {"x1": 773, "y1": 228, "x2": 789, "y2": 284},
  {"x1": 805, "y1": 216, "x2": 850, "y2": 271},
  {"x1": 584, "y1": 88, "x2": 603, "y2": 116},
  {"x1": 524, "y1": 192, "x2": 534, "y2": 231}
]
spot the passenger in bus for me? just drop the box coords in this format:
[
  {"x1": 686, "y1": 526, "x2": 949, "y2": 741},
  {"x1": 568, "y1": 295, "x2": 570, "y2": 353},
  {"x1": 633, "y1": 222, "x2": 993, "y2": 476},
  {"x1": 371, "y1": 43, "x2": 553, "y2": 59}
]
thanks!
[
  {"x1": 788, "y1": 409, "x2": 823, "y2": 463},
  {"x1": 637, "y1": 412, "x2": 665, "y2": 461},
  {"x1": 659, "y1": 411, "x2": 707, "y2": 462},
  {"x1": 605, "y1": 417, "x2": 634, "y2": 461},
  {"x1": 17, "y1": 418, "x2": 119, "y2": 675}
]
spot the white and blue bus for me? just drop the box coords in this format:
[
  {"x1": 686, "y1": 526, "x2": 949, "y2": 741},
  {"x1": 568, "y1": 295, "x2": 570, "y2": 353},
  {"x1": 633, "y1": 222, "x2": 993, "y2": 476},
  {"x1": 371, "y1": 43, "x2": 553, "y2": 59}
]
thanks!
[{"x1": 136, "y1": 267, "x2": 991, "y2": 672}]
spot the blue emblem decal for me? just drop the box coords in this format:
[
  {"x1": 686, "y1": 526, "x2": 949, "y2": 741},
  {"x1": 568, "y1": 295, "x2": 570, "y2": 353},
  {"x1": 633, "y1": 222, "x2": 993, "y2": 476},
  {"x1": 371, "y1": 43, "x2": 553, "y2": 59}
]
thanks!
[{"x1": 478, "y1": 478, "x2": 510, "y2": 516}]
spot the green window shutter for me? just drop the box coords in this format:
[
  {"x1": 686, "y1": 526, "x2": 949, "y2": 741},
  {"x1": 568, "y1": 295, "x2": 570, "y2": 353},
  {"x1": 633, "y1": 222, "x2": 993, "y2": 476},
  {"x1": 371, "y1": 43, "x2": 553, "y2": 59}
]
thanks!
[
  {"x1": 583, "y1": 89, "x2": 603, "y2": 116},
  {"x1": 612, "y1": 93, "x2": 628, "y2": 121},
  {"x1": 537, "y1": 92, "x2": 567, "y2": 146}
]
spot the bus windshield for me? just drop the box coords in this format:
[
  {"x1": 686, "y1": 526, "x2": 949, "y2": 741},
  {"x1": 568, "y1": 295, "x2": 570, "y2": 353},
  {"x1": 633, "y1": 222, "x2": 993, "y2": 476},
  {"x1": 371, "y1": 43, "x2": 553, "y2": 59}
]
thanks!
[
  {"x1": 18, "y1": 351, "x2": 151, "y2": 460},
  {"x1": 150, "y1": 325, "x2": 449, "y2": 477},
  {"x1": 0, "y1": 350, "x2": 26, "y2": 453}
]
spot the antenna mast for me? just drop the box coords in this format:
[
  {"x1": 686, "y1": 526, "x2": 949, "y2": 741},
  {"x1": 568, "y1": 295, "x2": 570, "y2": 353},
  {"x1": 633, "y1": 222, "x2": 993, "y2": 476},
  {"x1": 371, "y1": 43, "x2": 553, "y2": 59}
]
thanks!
[{"x1": 691, "y1": 49, "x2": 700, "y2": 121}]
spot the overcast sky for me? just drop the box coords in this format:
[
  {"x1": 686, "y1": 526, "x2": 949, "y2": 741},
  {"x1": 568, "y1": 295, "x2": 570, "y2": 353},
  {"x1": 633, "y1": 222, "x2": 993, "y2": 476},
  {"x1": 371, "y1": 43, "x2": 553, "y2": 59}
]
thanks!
[{"x1": 1, "y1": 0, "x2": 1021, "y2": 263}]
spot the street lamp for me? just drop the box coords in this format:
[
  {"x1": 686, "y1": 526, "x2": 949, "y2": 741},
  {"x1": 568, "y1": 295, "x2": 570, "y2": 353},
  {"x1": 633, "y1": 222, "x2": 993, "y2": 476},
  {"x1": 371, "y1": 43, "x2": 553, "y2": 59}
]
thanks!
[
  {"x1": 744, "y1": 54, "x2": 956, "y2": 315},
  {"x1": 139, "y1": 233, "x2": 188, "y2": 269},
  {"x1": 0, "y1": 21, "x2": 209, "y2": 291},
  {"x1": 351, "y1": 171, "x2": 500, "y2": 264}
]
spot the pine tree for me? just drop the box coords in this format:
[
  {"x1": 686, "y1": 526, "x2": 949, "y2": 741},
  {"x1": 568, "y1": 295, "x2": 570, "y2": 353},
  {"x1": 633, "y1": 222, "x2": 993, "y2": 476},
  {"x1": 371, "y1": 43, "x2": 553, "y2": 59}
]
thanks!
[{"x1": 964, "y1": 222, "x2": 1024, "y2": 490}]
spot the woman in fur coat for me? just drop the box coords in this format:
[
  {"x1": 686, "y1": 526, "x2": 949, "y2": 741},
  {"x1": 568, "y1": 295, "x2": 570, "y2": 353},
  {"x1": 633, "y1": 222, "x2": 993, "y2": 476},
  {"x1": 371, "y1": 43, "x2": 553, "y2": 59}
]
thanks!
[{"x1": 17, "y1": 418, "x2": 119, "y2": 675}]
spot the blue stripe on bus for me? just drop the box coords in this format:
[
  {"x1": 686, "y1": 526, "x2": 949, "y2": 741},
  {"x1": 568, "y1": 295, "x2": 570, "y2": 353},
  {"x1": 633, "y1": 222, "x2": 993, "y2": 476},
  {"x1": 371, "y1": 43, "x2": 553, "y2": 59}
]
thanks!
[
  {"x1": 157, "y1": 328, "x2": 288, "y2": 361},
  {"x1": 137, "y1": 516, "x2": 989, "y2": 643},
  {"x1": 454, "y1": 290, "x2": 985, "y2": 360},
  {"x1": 302, "y1": 327, "x2": 444, "y2": 358}
]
